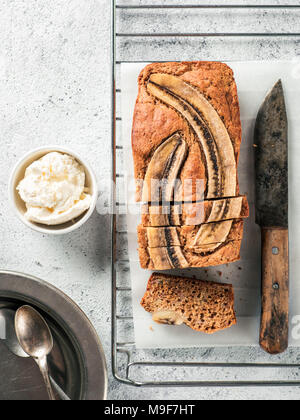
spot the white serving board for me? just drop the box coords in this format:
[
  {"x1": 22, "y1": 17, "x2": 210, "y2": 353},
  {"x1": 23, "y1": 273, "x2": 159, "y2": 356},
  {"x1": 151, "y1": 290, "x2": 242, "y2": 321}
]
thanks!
[{"x1": 121, "y1": 61, "x2": 300, "y2": 349}]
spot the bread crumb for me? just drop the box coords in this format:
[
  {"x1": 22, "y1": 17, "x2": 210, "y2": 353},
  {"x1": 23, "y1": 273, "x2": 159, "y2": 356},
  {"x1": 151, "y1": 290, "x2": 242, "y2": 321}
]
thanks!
[{"x1": 149, "y1": 325, "x2": 154, "y2": 332}]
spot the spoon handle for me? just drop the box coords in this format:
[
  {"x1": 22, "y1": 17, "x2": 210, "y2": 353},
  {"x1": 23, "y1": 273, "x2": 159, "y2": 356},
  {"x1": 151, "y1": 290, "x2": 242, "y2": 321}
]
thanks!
[
  {"x1": 36, "y1": 356, "x2": 56, "y2": 400},
  {"x1": 50, "y1": 376, "x2": 70, "y2": 401}
]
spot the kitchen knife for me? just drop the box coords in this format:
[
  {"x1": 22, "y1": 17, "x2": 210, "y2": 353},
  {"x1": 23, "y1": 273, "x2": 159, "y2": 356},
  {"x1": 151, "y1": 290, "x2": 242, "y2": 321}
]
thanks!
[{"x1": 254, "y1": 79, "x2": 289, "y2": 355}]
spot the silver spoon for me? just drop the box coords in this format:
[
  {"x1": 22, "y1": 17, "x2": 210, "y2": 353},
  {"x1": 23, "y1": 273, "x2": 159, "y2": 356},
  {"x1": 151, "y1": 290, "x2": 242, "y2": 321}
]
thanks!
[
  {"x1": 0, "y1": 308, "x2": 70, "y2": 400},
  {"x1": 15, "y1": 306, "x2": 56, "y2": 400}
]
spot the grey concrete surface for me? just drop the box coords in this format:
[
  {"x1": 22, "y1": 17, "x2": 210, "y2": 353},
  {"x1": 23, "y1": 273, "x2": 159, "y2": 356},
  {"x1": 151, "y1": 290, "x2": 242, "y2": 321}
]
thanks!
[{"x1": 0, "y1": 0, "x2": 300, "y2": 400}]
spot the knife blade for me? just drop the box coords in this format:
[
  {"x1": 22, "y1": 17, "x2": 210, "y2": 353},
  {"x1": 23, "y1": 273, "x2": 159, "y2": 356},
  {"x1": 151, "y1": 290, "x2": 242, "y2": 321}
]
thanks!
[{"x1": 254, "y1": 79, "x2": 289, "y2": 355}]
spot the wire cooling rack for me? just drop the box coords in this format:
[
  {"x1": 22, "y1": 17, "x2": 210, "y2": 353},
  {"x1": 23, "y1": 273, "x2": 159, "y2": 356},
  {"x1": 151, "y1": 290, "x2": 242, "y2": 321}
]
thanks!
[{"x1": 111, "y1": 0, "x2": 300, "y2": 387}]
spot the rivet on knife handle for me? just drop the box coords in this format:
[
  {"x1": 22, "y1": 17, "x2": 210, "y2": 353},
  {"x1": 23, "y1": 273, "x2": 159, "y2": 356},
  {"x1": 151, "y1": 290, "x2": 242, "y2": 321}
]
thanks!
[{"x1": 260, "y1": 228, "x2": 289, "y2": 355}]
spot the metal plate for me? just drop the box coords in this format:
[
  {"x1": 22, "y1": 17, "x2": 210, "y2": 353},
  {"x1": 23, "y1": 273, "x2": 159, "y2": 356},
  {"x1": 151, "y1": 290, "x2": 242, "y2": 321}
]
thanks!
[{"x1": 0, "y1": 270, "x2": 107, "y2": 400}]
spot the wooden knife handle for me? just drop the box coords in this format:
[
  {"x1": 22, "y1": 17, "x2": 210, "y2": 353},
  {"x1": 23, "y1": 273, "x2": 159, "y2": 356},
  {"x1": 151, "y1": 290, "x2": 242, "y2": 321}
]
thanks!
[{"x1": 260, "y1": 227, "x2": 289, "y2": 355}]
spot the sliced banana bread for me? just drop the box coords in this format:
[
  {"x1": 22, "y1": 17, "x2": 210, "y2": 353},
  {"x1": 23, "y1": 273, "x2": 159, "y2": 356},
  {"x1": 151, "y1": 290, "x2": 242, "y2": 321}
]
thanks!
[
  {"x1": 141, "y1": 273, "x2": 237, "y2": 333},
  {"x1": 137, "y1": 220, "x2": 244, "y2": 249},
  {"x1": 141, "y1": 196, "x2": 249, "y2": 227},
  {"x1": 138, "y1": 240, "x2": 242, "y2": 270},
  {"x1": 132, "y1": 61, "x2": 249, "y2": 269}
]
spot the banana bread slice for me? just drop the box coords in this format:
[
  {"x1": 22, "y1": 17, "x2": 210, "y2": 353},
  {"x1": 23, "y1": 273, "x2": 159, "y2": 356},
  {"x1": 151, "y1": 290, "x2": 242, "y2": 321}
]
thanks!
[
  {"x1": 141, "y1": 196, "x2": 249, "y2": 227},
  {"x1": 138, "y1": 220, "x2": 244, "y2": 249},
  {"x1": 141, "y1": 273, "x2": 237, "y2": 333},
  {"x1": 139, "y1": 240, "x2": 242, "y2": 270}
]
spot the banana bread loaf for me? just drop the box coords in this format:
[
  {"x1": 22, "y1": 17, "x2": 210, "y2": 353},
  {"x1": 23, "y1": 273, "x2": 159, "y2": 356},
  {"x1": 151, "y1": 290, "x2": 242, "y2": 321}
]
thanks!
[{"x1": 132, "y1": 61, "x2": 248, "y2": 270}]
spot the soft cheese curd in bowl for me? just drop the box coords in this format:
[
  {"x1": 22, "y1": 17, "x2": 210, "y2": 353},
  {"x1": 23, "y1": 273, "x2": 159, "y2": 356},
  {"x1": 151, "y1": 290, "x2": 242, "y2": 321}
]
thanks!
[{"x1": 9, "y1": 147, "x2": 98, "y2": 234}]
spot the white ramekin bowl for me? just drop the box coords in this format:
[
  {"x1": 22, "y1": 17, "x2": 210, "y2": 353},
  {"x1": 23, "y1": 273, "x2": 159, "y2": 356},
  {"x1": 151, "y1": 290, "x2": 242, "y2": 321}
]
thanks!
[{"x1": 9, "y1": 146, "x2": 98, "y2": 235}]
